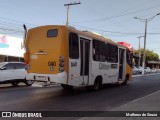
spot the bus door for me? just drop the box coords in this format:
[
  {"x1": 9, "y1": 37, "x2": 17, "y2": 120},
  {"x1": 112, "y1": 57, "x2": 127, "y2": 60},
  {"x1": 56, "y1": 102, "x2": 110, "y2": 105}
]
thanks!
[
  {"x1": 80, "y1": 38, "x2": 90, "y2": 85},
  {"x1": 119, "y1": 48, "x2": 125, "y2": 81},
  {"x1": 69, "y1": 33, "x2": 80, "y2": 85}
]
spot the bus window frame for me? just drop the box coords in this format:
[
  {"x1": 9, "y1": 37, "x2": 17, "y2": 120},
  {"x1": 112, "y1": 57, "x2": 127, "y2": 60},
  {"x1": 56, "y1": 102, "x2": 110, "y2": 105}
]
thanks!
[
  {"x1": 92, "y1": 39, "x2": 105, "y2": 62},
  {"x1": 106, "y1": 43, "x2": 118, "y2": 63},
  {"x1": 126, "y1": 50, "x2": 133, "y2": 67}
]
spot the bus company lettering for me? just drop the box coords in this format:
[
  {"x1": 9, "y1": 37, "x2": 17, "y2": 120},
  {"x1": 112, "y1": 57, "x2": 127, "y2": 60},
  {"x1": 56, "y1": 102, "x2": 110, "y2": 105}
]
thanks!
[
  {"x1": 99, "y1": 63, "x2": 110, "y2": 70},
  {"x1": 111, "y1": 64, "x2": 118, "y2": 69}
]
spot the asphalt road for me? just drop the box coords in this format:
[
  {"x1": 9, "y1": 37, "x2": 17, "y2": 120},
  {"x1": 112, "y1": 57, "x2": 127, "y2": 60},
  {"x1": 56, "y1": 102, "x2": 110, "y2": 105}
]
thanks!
[{"x1": 0, "y1": 74, "x2": 160, "y2": 119}]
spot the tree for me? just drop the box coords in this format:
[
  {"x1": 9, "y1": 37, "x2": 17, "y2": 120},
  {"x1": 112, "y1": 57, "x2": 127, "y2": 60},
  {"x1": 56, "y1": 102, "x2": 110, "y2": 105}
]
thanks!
[{"x1": 134, "y1": 49, "x2": 159, "y2": 66}]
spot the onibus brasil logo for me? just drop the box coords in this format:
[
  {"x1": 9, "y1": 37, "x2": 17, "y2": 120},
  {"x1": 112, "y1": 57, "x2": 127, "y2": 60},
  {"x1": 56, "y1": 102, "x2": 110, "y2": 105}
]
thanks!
[{"x1": 2, "y1": 112, "x2": 42, "y2": 118}]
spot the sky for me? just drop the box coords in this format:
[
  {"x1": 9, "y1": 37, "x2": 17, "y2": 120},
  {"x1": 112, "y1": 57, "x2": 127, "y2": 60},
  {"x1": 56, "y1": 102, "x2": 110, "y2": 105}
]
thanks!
[{"x1": 0, "y1": 0, "x2": 160, "y2": 56}]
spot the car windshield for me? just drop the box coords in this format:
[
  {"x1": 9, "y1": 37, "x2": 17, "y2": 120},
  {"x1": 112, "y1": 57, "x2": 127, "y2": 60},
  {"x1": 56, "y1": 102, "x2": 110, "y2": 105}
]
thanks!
[{"x1": 0, "y1": 62, "x2": 6, "y2": 68}]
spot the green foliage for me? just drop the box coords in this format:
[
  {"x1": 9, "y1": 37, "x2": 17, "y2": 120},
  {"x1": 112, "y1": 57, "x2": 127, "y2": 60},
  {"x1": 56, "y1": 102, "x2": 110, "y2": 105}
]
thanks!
[{"x1": 134, "y1": 49, "x2": 160, "y2": 62}]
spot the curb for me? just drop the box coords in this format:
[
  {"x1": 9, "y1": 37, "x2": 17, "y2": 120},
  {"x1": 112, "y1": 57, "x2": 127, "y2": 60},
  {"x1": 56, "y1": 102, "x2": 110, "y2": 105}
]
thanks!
[{"x1": 132, "y1": 73, "x2": 160, "y2": 78}]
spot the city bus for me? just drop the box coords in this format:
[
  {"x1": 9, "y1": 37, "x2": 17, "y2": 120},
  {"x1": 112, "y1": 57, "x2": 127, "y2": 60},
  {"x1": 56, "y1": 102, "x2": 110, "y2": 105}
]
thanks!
[{"x1": 23, "y1": 25, "x2": 133, "y2": 90}]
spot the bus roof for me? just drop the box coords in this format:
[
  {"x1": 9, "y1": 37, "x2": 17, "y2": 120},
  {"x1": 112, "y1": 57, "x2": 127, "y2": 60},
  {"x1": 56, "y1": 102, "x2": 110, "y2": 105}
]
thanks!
[
  {"x1": 29, "y1": 25, "x2": 131, "y2": 49},
  {"x1": 117, "y1": 42, "x2": 133, "y2": 51},
  {"x1": 66, "y1": 26, "x2": 116, "y2": 44},
  {"x1": 66, "y1": 26, "x2": 131, "y2": 49}
]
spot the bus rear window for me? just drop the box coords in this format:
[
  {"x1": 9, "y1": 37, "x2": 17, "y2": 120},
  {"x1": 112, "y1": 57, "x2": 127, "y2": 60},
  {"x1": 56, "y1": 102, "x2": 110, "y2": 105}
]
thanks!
[{"x1": 47, "y1": 29, "x2": 58, "y2": 37}]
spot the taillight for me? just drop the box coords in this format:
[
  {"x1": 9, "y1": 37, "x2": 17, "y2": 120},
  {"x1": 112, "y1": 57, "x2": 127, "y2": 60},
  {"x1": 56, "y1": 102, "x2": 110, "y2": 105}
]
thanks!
[
  {"x1": 59, "y1": 63, "x2": 64, "y2": 67},
  {"x1": 59, "y1": 56, "x2": 64, "y2": 72}
]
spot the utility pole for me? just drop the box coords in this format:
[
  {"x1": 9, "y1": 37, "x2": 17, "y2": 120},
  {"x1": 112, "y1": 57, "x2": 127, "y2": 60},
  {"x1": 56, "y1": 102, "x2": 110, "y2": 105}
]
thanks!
[
  {"x1": 134, "y1": 13, "x2": 160, "y2": 75},
  {"x1": 142, "y1": 19, "x2": 147, "y2": 75},
  {"x1": 137, "y1": 36, "x2": 144, "y2": 67},
  {"x1": 64, "y1": 0, "x2": 81, "y2": 26}
]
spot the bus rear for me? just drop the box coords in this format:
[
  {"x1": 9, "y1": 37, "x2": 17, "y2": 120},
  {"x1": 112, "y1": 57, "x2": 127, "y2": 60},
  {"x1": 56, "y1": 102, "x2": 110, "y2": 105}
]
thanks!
[
  {"x1": 24, "y1": 25, "x2": 69, "y2": 84},
  {"x1": 118, "y1": 42, "x2": 133, "y2": 81}
]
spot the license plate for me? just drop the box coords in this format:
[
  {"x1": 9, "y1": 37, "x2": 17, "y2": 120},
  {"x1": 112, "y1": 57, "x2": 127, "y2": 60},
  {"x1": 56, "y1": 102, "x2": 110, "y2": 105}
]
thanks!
[{"x1": 36, "y1": 76, "x2": 46, "y2": 81}]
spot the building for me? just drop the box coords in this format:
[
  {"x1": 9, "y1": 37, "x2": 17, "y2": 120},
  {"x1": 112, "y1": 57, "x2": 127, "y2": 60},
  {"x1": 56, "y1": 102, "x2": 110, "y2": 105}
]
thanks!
[
  {"x1": 0, "y1": 34, "x2": 24, "y2": 63},
  {"x1": 0, "y1": 54, "x2": 24, "y2": 62},
  {"x1": 147, "y1": 61, "x2": 160, "y2": 69}
]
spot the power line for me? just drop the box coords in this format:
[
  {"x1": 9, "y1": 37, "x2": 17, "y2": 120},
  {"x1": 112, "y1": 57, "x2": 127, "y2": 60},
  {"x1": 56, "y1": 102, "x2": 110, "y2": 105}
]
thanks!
[
  {"x1": 0, "y1": 16, "x2": 38, "y2": 27},
  {"x1": 0, "y1": 17, "x2": 38, "y2": 37},
  {"x1": 72, "y1": 24, "x2": 160, "y2": 35},
  {"x1": 0, "y1": 21, "x2": 33, "y2": 31},
  {"x1": 71, "y1": 4, "x2": 160, "y2": 23},
  {"x1": 0, "y1": 27, "x2": 23, "y2": 33}
]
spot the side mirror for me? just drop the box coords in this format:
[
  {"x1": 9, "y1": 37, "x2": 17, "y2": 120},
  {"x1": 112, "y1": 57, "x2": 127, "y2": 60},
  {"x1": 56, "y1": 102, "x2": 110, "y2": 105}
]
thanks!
[{"x1": 0, "y1": 67, "x2": 6, "y2": 70}]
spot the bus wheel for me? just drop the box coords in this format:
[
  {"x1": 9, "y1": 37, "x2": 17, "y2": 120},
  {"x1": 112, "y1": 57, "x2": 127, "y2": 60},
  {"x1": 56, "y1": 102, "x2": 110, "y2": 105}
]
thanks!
[
  {"x1": 93, "y1": 77, "x2": 102, "y2": 91},
  {"x1": 122, "y1": 75, "x2": 129, "y2": 85},
  {"x1": 61, "y1": 84, "x2": 73, "y2": 90}
]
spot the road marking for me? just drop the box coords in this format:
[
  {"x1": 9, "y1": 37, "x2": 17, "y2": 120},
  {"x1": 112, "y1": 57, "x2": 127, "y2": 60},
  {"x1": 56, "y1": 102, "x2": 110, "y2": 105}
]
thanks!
[
  {"x1": 31, "y1": 83, "x2": 60, "y2": 87},
  {"x1": 111, "y1": 89, "x2": 160, "y2": 111},
  {"x1": 78, "y1": 90, "x2": 160, "y2": 120},
  {"x1": 31, "y1": 84, "x2": 43, "y2": 87}
]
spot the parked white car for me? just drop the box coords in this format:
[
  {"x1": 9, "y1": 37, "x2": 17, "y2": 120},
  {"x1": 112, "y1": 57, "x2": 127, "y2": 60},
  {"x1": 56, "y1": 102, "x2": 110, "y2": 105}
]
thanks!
[
  {"x1": 157, "y1": 69, "x2": 160, "y2": 72},
  {"x1": 0, "y1": 62, "x2": 34, "y2": 86},
  {"x1": 132, "y1": 66, "x2": 139, "y2": 74},
  {"x1": 144, "y1": 67, "x2": 151, "y2": 73},
  {"x1": 150, "y1": 68, "x2": 157, "y2": 73},
  {"x1": 136, "y1": 66, "x2": 142, "y2": 74},
  {"x1": 136, "y1": 66, "x2": 151, "y2": 74}
]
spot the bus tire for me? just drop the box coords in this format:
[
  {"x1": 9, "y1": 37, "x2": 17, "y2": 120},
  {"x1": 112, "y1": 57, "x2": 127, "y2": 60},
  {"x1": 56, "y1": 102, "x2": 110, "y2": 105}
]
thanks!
[
  {"x1": 122, "y1": 74, "x2": 129, "y2": 85},
  {"x1": 61, "y1": 84, "x2": 73, "y2": 90},
  {"x1": 93, "y1": 76, "x2": 102, "y2": 91}
]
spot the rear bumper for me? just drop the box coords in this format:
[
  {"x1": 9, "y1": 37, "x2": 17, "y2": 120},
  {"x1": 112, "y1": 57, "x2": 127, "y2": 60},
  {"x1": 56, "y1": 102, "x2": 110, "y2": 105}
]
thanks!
[{"x1": 26, "y1": 72, "x2": 67, "y2": 84}]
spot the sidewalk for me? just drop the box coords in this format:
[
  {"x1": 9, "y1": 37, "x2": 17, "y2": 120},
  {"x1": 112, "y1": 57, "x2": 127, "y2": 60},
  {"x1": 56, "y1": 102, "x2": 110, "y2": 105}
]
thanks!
[{"x1": 132, "y1": 72, "x2": 160, "y2": 78}]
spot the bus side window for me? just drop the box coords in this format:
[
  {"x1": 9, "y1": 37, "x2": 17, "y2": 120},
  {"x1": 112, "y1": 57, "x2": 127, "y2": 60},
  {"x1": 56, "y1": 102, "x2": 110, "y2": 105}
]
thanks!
[
  {"x1": 99, "y1": 41, "x2": 105, "y2": 62},
  {"x1": 105, "y1": 43, "x2": 109, "y2": 61},
  {"x1": 126, "y1": 50, "x2": 132, "y2": 67},
  {"x1": 93, "y1": 40, "x2": 105, "y2": 62},
  {"x1": 69, "y1": 33, "x2": 79, "y2": 59},
  {"x1": 107, "y1": 44, "x2": 118, "y2": 63},
  {"x1": 93, "y1": 40, "x2": 99, "y2": 61}
]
